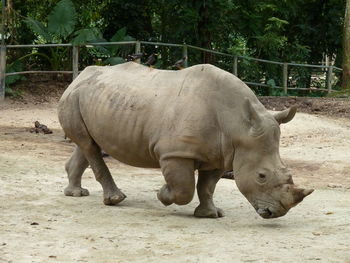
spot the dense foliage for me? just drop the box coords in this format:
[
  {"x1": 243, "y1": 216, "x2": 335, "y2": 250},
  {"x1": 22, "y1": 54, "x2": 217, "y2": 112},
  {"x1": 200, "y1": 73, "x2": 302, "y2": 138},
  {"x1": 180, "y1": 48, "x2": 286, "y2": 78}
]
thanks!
[{"x1": 1, "y1": 0, "x2": 347, "y2": 96}]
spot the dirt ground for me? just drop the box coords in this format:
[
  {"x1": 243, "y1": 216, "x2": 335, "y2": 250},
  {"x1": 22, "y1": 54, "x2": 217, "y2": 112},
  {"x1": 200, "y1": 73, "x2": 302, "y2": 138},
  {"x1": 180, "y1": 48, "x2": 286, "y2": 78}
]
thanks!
[{"x1": 1, "y1": 98, "x2": 350, "y2": 263}]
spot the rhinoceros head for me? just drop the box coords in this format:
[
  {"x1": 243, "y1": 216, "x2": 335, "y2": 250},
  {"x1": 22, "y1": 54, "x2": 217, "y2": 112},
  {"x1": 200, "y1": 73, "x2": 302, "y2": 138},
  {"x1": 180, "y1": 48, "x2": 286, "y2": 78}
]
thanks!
[{"x1": 233, "y1": 99, "x2": 313, "y2": 219}]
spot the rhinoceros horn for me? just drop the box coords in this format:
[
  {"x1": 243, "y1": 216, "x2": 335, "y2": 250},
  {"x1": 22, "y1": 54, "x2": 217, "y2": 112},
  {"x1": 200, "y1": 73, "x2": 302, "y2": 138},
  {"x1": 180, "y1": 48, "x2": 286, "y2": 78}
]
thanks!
[{"x1": 292, "y1": 187, "x2": 314, "y2": 204}]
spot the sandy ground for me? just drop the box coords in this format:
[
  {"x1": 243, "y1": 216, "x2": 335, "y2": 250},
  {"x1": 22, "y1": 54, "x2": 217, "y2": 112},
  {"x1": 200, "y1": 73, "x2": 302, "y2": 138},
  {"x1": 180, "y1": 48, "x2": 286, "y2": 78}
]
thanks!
[{"x1": 0, "y1": 100, "x2": 350, "y2": 263}]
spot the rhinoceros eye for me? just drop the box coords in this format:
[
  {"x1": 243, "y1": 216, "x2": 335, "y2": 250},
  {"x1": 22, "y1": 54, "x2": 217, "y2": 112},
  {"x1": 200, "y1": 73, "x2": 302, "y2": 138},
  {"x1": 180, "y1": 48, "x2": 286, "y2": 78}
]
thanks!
[{"x1": 257, "y1": 173, "x2": 267, "y2": 184}]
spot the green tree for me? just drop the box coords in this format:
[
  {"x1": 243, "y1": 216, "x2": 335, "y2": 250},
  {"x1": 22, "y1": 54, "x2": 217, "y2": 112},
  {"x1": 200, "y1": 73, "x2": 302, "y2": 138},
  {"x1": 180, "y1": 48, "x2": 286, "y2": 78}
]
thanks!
[
  {"x1": 101, "y1": 0, "x2": 154, "y2": 41},
  {"x1": 3, "y1": 0, "x2": 347, "y2": 94},
  {"x1": 23, "y1": 0, "x2": 105, "y2": 70}
]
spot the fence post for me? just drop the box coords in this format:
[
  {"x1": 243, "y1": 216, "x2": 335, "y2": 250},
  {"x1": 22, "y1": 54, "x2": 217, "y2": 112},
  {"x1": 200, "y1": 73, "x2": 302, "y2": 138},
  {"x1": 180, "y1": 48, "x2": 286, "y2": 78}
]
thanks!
[
  {"x1": 182, "y1": 44, "x2": 188, "y2": 68},
  {"x1": 233, "y1": 56, "x2": 238, "y2": 76},
  {"x1": 72, "y1": 45, "x2": 79, "y2": 80},
  {"x1": 327, "y1": 65, "x2": 333, "y2": 94},
  {"x1": 283, "y1": 63, "x2": 288, "y2": 94},
  {"x1": 0, "y1": 45, "x2": 5, "y2": 101},
  {"x1": 0, "y1": 0, "x2": 6, "y2": 101},
  {"x1": 135, "y1": 41, "x2": 141, "y2": 63}
]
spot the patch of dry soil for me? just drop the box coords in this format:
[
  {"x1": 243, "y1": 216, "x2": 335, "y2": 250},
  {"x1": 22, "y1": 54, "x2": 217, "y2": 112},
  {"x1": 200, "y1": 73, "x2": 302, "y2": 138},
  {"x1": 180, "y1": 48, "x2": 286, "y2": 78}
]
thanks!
[
  {"x1": 0, "y1": 100, "x2": 350, "y2": 263},
  {"x1": 260, "y1": 96, "x2": 350, "y2": 119}
]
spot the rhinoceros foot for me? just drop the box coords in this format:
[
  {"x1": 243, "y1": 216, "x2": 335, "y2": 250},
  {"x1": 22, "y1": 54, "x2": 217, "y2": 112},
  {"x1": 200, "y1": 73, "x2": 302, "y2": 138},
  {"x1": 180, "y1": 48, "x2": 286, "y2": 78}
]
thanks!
[
  {"x1": 103, "y1": 190, "x2": 127, "y2": 206},
  {"x1": 157, "y1": 185, "x2": 173, "y2": 206},
  {"x1": 194, "y1": 205, "x2": 225, "y2": 218},
  {"x1": 64, "y1": 186, "x2": 90, "y2": 197}
]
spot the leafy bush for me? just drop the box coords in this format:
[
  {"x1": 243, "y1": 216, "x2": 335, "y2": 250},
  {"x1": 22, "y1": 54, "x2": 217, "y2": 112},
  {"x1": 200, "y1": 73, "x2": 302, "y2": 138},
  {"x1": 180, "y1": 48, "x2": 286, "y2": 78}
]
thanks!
[
  {"x1": 24, "y1": 0, "x2": 103, "y2": 70},
  {"x1": 5, "y1": 60, "x2": 25, "y2": 97},
  {"x1": 23, "y1": 0, "x2": 135, "y2": 70},
  {"x1": 85, "y1": 27, "x2": 135, "y2": 66}
]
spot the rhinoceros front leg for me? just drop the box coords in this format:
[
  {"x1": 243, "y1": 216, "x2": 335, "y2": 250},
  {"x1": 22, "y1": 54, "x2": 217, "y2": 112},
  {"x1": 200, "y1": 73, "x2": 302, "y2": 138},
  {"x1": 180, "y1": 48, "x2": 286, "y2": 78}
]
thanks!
[
  {"x1": 64, "y1": 146, "x2": 90, "y2": 197},
  {"x1": 194, "y1": 170, "x2": 224, "y2": 218},
  {"x1": 157, "y1": 158, "x2": 195, "y2": 206}
]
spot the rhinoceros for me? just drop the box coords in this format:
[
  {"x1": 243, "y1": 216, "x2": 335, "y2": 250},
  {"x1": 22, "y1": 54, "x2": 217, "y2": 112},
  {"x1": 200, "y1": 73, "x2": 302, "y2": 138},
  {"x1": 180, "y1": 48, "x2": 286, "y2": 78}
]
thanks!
[{"x1": 58, "y1": 62, "x2": 313, "y2": 219}]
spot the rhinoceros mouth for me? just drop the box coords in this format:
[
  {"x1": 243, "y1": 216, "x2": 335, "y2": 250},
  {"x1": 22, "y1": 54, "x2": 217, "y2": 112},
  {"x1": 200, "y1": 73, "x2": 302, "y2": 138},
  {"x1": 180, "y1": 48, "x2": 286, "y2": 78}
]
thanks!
[
  {"x1": 253, "y1": 198, "x2": 288, "y2": 219},
  {"x1": 256, "y1": 208, "x2": 273, "y2": 218},
  {"x1": 256, "y1": 205, "x2": 288, "y2": 219}
]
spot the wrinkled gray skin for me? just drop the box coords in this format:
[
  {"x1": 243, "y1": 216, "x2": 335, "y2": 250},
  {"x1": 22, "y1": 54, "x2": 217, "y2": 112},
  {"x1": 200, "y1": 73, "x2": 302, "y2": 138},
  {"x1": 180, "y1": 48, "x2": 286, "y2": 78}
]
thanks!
[{"x1": 58, "y1": 62, "x2": 313, "y2": 219}]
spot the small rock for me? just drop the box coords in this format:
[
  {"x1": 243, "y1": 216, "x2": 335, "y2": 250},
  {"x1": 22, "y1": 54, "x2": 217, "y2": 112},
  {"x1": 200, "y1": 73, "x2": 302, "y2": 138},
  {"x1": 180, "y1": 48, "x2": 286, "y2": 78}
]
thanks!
[
  {"x1": 30, "y1": 222, "x2": 39, "y2": 225},
  {"x1": 29, "y1": 121, "x2": 53, "y2": 134},
  {"x1": 325, "y1": 212, "x2": 334, "y2": 215},
  {"x1": 312, "y1": 232, "x2": 321, "y2": 236},
  {"x1": 303, "y1": 100, "x2": 312, "y2": 107}
]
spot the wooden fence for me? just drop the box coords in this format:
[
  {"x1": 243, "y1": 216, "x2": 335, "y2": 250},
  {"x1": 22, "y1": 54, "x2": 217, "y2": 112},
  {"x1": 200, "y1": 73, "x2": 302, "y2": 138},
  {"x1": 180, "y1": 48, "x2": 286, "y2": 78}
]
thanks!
[{"x1": 0, "y1": 40, "x2": 343, "y2": 101}]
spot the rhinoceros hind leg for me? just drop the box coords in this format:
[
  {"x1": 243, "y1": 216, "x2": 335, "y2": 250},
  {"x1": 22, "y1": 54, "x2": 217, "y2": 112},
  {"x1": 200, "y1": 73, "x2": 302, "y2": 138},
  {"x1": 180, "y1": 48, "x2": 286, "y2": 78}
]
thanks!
[
  {"x1": 103, "y1": 190, "x2": 127, "y2": 206},
  {"x1": 81, "y1": 143, "x2": 126, "y2": 205},
  {"x1": 64, "y1": 146, "x2": 90, "y2": 197},
  {"x1": 158, "y1": 158, "x2": 195, "y2": 206},
  {"x1": 194, "y1": 169, "x2": 224, "y2": 218},
  {"x1": 60, "y1": 97, "x2": 125, "y2": 205}
]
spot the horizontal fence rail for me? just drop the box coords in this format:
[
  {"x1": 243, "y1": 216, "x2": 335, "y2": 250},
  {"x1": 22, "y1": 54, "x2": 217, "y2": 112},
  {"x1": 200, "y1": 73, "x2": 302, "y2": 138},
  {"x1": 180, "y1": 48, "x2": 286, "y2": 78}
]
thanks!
[
  {"x1": 0, "y1": 41, "x2": 343, "y2": 101},
  {"x1": 5, "y1": 70, "x2": 73, "y2": 76}
]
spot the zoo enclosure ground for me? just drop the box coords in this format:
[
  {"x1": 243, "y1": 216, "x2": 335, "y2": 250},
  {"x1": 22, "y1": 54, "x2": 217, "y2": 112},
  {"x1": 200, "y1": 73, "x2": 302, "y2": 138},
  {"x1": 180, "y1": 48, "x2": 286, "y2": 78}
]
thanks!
[{"x1": 0, "y1": 91, "x2": 350, "y2": 262}]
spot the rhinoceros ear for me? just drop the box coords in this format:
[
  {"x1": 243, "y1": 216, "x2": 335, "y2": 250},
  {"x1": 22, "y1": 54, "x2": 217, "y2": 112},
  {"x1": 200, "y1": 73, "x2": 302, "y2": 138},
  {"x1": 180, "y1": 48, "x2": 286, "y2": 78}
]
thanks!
[
  {"x1": 274, "y1": 106, "x2": 297, "y2": 124},
  {"x1": 244, "y1": 98, "x2": 262, "y2": 130}
]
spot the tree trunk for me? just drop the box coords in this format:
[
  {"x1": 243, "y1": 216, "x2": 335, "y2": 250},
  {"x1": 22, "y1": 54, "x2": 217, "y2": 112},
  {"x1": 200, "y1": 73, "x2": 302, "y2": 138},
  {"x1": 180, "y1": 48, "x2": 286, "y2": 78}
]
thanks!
[
  {"x1": 342, "y1": 0, "x2": 350, "y2": 90},
  {"x1": 197, "y1": 1, "x2": 213, "y2": 64}
]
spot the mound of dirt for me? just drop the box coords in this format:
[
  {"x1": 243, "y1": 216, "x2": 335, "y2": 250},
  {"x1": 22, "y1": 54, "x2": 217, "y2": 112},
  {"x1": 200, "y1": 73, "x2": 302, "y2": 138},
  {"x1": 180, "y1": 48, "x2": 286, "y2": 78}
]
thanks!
[
  {"x1": 259, "y1": 96, "x2": 350, "y2": 119},
  {"x1": 9, "y1": 74, "x2": 71, "y2": 103}
]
